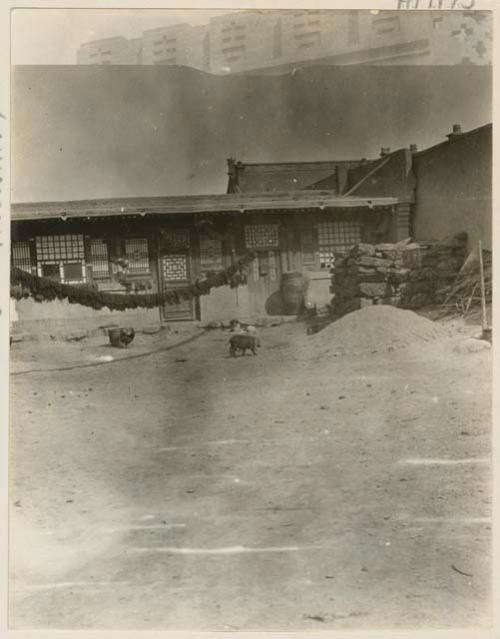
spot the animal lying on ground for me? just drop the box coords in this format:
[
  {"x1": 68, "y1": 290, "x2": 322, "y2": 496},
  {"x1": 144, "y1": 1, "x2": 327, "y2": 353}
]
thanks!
[
  {"x1": 229, "y1": 334, "x2": 261, "y2": 357},
  {"x1": 229, "y1": 319, "x2": 257, "y2": 335}
]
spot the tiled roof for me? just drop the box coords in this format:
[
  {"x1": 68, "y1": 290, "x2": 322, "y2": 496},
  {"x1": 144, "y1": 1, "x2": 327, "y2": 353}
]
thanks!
[{"x1": 11, "y1": 192, "x2": 399, "y2": 221}]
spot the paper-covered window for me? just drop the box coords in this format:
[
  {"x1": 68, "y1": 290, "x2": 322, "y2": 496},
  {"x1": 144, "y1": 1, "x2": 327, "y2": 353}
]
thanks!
[
  {"x1": 124, "y1": 238, "x2": 150, "y2": 274},
  {"x1": 12, "y1": 241, "x2": 32, "y2": 272},
  {"x1": 200, "y1": 238, "x2": 223, "y2": 272},
  {"x1": 317, "y1": 221, "x2": 361, "y2": 268},
  {"x1": 89, "y1": 239, "x2": 110, "y2": 279},
  {"x1": 244, "y1": 224, "x2": 280, "y2": 250},
  {"x1": 35, "y1": 234, "x2": 86, "y2": 283}
]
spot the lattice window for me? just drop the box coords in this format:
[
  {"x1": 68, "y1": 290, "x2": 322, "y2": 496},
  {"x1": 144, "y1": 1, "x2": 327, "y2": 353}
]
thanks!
[
  {"x1": 38, "y1": 261, "x2": 85, "y2": 283},
  {"x1": 317, "y1": 221, "x2": 361, "y2": 268},
  {"x1": 35, "y1": 234, "x2": 86, "y2": 283},
  {"x1": 200, "y1": 238, "x2": 223, "y2": 272},
  {"x1": 125, "y1": 238, "x2": 150, "y2": 274},
  {"x1": 244, "y1": 224, "x2": 280, "y2": 250},
  {"x1": 171, "y1": 229, "x2": 190, "y2": 247},
  {"x1": 160, "y1": 228, "x2": 190, "y2": 249},
  {"x1": 12, "y1": 241, "x2": 32, "y2": 272},
  {"x1": 162, "y1": 255, "x2": 188, "y2": 281},
  {"x1": 61, "y1": 262, "x2": 86, "y2": 284},
  {"x1": 89, "y1": 239, "x2": 110, "y2": 279},
  {"x1": 40, "y1": 263, "x2": 61, "y2": 280},
  {"x1": 36, "y1": 234, "x2": 84, "y2": 261}
]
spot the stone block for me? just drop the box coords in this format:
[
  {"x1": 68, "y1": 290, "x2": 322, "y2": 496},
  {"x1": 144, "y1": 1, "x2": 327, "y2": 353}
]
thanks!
[
  {"x1": 380, "y1": 296, "x2": 402, "y2": 306},
  {"x1": 358, "y1": 270, "x2": 387, "y2": 283},
  {"x1": 374, "y1": 243, "x2": 398, "y2": 252},
  {"x1": 409, "y1": 267, "x2": 436, "y2": 282},
  {"x1": 375, "y1": 249, "x2": 397, "y2": 259},
  {"x1": 359, "y1": 297, "x2": 373, "y2": 308},
  {"x1": 386, "y1": 268, "x2": 410, "y2": 283},
  {"x1": 357, "y1": 256, "x2": 394, "y2": 268},
  {"x1": 341, "y1": 275, "x2": 359, "y2": 289},
  {"x1": 350, "y1": 243, "x2": 376, "y2": 258},
  {"x1": 359, "y1": 282, "x2": 390, "y2": 298}
]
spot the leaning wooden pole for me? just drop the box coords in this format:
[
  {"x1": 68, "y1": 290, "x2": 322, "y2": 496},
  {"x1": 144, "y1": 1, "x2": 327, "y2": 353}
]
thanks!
[{"x1": 478, "y1": 240, "x2": 489, "y2": 336}]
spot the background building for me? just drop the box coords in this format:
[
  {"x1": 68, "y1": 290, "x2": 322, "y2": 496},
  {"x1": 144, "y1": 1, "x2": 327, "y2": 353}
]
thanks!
[
  {"x1": 207, "y1": 12, "x2": 278, "y2": 74},
  {"x1": 142, "y1": 23, "x2": 209, "y2": 70},
  {"x1": 76, "y1": 36, "x2": 143, "y2": 65},
  {"x1": 76, "y1": 10, "x2": 492, "y2": 71}
]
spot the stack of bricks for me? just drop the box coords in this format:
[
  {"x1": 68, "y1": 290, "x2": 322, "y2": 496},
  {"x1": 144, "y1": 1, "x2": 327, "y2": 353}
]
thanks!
[
  {"x1": 401, "y1": 235, "x2": 468, "y2": 308},
  {"x1": 330, "y1": 233, "x2": 467, "y2": 318}
]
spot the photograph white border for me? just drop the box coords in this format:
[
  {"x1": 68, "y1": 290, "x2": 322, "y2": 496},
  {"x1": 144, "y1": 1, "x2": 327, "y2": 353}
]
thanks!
[{"x1": 0, "y1": 2, "x2": 498, "y2": 638}]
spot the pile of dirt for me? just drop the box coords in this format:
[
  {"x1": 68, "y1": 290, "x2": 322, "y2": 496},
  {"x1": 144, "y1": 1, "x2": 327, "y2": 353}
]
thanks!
[{"x1": 304, "y1": 305, "x2": 450, "y2": 358}]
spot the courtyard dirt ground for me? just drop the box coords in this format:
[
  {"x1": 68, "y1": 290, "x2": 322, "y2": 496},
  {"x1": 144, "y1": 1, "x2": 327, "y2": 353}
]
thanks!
[{"x1": 8, "y1": 313, "x2": 492, "y2": 631}]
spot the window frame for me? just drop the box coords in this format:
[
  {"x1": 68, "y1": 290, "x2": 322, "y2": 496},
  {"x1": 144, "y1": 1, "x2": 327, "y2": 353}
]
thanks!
[
  {"x1": 89, "y1": 238, "x2": 111, "y2": 280},
  {"x1": 35, "y1": 234, "x2": 87, "y2": 284},
  {"x1": 11, "y1": 240, "x2": 33, "y2": 272},
  {"x1": 124, "y1": 237, "x2": 151, "y2": 275},
  {"x1": 244, "y1": 223, "x2": 281, "y2": 251}
]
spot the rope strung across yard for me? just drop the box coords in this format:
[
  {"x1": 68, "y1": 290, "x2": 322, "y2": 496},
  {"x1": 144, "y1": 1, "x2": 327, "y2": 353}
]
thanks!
[{"x1": 10, "y1": 252, "x2": 257, "y2": 311}]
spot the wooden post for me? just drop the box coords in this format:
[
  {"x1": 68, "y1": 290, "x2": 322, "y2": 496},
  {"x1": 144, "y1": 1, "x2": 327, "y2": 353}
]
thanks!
[{"x1": 478, "y1": 240, "x2": 488, "y2": 331}]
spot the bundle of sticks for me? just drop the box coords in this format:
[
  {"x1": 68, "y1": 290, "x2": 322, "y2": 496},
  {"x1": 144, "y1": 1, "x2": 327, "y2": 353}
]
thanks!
[{"x1": 438, "y1": 245, "x2": 492, "y2": 318}]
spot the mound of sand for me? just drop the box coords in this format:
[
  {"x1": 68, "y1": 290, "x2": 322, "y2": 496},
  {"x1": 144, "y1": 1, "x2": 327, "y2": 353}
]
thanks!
[
  {"x1": 306, "y1": 306, "x2": 450, "y2": 358},
  {"x1": 453, "y1": 337, "x2": 491, "y2": 354}
]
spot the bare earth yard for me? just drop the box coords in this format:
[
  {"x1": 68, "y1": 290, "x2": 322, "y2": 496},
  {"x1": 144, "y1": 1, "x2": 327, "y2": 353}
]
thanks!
[{"x1": 9, "y1": 315, "x2": 492, "y2": 630}]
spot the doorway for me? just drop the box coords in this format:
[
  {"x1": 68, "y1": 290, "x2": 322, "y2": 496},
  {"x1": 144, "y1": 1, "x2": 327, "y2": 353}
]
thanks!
[{"x1": 158, "y1": 229, "x2": 196, "y2": 321}]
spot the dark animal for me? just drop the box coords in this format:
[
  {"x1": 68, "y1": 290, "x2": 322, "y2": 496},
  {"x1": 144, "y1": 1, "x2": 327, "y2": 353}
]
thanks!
[
  {"x1": 119, "y1": 328, "x2": 135, "y2": 347},
  {"x1": 109, "y1": 327, "x2": 135, "y2": 348},
  {"x1": 229, "y1": 334, "x2": 260, "y2": 357}
]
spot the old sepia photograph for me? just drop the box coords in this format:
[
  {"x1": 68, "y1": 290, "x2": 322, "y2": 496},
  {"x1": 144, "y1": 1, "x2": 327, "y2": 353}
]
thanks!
[{"x1": 7, "y1": 4, "x2": 493, "y2": 633}]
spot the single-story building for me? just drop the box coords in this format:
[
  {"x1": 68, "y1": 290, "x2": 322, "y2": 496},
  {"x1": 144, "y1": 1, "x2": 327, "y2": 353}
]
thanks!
[
  {"x1": 10, "y1": 191, "x2": 409, "y2": 333},
  {"x1": 10, "y1": 122, "x2": 490, "y2": 333}
]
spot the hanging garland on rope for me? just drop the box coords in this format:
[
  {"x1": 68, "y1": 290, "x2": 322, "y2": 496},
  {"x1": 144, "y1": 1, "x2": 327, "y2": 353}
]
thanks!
[{"x1": 10, "y1": 252, "x2": 258, "y2": 312}]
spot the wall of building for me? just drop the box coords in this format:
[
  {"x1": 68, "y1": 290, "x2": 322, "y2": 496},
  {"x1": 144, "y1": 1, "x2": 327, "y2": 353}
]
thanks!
[
  {"x1": 208, "y1": 12, "x2": 277, "y2": 74},
  {"x1": 142, "y1": 24, "x2": 208, "y2": 70},
  {"x1": 232, "y1": 161, "x2": 345, "y2": 193},
  {"x1": 346, "y1": 149, "x2": 415, "y2": 201},
  {"x1": 11, "y1": 207, "x2": 397, "y2": 333},
  {"x1": 11, "y1": 298, "x2": 159, "y2": 337},
  {"x1": 199, "y1": 285, "x2": 251, "y2": 323},
  {"x1": 413, "y1": 125, "x2": 492, "y2": 251},
  {"x1": 76, "y1": 10, "x2": 492, "y2": 71},
  {"x1": 76, "y1": 37, "x2": 142, "y2": 65}
]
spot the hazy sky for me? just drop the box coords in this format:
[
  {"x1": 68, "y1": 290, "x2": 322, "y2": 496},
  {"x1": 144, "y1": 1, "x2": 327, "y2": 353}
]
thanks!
[
  {"x1": 11, "y1": 65, "x2": 491, "y2": 203},
  {"x1": 12, "y1": 9, "x2": 234, "y2": 65}
]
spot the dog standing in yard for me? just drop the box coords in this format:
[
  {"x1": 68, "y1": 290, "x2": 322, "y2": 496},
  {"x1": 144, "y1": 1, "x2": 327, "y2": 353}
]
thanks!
[{"x1": 229, "y1": 333, "x2": 261, "y2": 357}]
